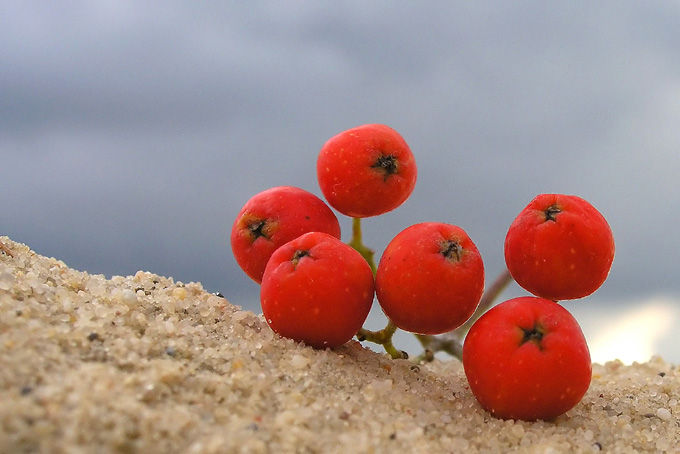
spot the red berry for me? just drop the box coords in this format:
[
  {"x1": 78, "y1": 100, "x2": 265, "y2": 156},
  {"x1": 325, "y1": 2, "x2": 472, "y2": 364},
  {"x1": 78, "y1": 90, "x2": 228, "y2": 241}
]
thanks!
[
  {"x1": 375, "y1": 222, "x2": 485, "y2": 335},
  {"x1": 504, "y1": 194, "x2": 615, "y2": 300},
  {"x1": 316, "y1": 124, "x2": 417, "y2": 218},
  {"x1": 230, "y1": 186, "x2": 341, "y2": 283},
  {"x1": 463, "y1": 296, "x2": 592, "y2": 421},
  {"x1": 260, "y1": 231, "x2": 375, "y2": 349}
]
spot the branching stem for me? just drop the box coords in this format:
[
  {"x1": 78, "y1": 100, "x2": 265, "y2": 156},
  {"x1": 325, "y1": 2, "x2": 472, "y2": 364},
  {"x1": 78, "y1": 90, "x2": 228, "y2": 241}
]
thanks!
[
  {"x1": 357, "y1": 320, "x2": 407, "y2": 359},
  {"x1": 349, "y1": 218, "x2": 407, "y2": 358},
  {"x1": 348, "y1": 217, "x2": 515, "y2": 362},
  {"x1": 414, "y1": 334, "x2": 464, "y2": 362}
]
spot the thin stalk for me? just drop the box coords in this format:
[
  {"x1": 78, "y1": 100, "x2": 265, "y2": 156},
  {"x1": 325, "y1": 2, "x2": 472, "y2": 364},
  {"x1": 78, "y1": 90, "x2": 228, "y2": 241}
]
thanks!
[
  {"x1": 357, "y1": 320, "x2": 407, "y2": 359},
  {"x1": 349, "y1": 218, "x2": 407, "y2": 358},
  {"x1": 414, "y1": 334, "x2": 464, "y2": 362},
  {"x1": 347, "y1": 217, "x2": 377, "y2": 276}
]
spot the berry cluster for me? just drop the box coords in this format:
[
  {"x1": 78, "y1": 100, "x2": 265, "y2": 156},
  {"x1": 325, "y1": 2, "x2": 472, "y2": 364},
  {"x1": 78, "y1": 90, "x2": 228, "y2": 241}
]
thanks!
[{"x1": 230, "y1": 123, "x2": 615, "y2": 421}]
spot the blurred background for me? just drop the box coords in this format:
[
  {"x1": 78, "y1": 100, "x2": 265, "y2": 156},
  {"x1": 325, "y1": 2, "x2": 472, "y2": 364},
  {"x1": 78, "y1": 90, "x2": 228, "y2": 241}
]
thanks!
[{"x1": 2, "y1": 1, "x2": 679, "y2": 364}]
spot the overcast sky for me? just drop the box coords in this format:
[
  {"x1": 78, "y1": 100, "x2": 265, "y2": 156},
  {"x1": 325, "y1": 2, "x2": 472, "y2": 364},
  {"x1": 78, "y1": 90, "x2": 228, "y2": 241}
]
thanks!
[{"x1": 3, "y1": 2, "x2": 680, "y2": 361}]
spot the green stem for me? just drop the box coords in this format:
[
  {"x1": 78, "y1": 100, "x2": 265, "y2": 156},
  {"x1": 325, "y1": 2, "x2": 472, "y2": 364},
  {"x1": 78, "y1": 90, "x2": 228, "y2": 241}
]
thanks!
[
  {"x1": 357, "y1": 320, "x2": 407, "y2": 359},
  {"x1": 347, "y1": 217, "x2": 377, "y2": 276},
  {"x1": 349, "y1": 218, "x2": 407, "y2": 358}
]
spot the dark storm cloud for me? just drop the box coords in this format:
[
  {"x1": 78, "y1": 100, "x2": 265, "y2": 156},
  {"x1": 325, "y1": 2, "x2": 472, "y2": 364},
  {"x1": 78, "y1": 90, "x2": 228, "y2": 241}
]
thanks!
[{"x1": 1, "y1": 3, "x2": 268, "y2": 135}]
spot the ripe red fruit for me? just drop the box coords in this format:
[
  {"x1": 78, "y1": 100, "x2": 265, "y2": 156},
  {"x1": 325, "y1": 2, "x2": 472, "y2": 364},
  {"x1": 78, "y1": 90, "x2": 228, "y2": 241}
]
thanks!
[
  {"x1": 375, "y1": 222, "x2": 485, "y2": 335},
  {"x1": 504, "y1": 194, "x2": 615, "y2": 301},
  {"x1": 260, "y1": 231, "x2": 375, "y2": 349},
  {"x1": 463, "y1": 296, "x2": 592, "y2": 421},
  {"x1": 230, "y1": 186, "x2": 341, "y2": 283},
  {"x1": 316, "y1": 124, "x2": 417, "y2": 218}
]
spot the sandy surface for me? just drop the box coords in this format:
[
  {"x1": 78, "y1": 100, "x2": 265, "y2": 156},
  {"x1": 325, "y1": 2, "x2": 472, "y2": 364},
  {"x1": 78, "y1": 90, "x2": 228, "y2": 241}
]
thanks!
[{"x1": 0, "y1": 236, "x2": 678, "y2": 453}]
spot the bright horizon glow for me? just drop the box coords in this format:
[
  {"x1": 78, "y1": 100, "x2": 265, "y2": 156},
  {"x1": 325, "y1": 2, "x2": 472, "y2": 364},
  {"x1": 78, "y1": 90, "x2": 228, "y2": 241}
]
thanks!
[{"x1": 584, "y1": 298, "x2": 678, "y2": 365}]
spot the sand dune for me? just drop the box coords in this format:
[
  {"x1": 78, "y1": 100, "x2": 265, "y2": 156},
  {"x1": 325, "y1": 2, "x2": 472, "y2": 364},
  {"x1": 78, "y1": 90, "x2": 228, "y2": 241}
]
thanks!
[{"x1": 0, "y1": 237, "x2": 677, "y2": 453}]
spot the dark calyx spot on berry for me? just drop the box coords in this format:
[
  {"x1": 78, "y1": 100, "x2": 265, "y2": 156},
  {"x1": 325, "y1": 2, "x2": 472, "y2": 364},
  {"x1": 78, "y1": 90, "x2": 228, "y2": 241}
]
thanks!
[
  {"x1": 247, "y1": 219, "x2": 268, "y2": 239},
  {"x1": 291, "y1": 249, "x2": 310, "y2": 268},
  {"x1": 520, "y1": 323, "x2": 546, "y2": 350},
  {"x1": 371, "y1": 154, "x2": 398, "y2": 181},
  {"x1": 440, "y1": 240, "x2": 463, "y2": 262},
  {"x1": 543, "y1": 204, "x2": 562, "y2": 222}
]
